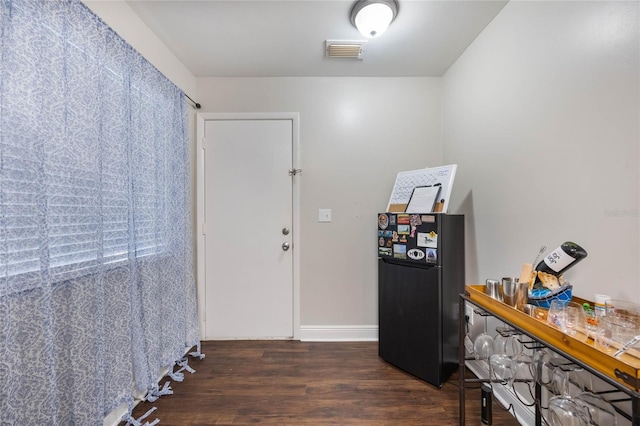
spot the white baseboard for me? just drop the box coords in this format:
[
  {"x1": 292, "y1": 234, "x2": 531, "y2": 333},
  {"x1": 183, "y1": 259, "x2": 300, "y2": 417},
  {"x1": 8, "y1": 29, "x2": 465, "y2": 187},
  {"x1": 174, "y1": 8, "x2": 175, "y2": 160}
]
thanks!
[{"x1": 299, "y1": 325, "x2": 379, "y2": 342}]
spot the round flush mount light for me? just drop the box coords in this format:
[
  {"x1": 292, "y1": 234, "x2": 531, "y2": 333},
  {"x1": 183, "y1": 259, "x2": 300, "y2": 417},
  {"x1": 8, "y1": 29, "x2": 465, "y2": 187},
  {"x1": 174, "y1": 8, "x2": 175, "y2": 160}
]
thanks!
[{"x1": 350, "y1": 0, "x2": 399, "y2": 38}]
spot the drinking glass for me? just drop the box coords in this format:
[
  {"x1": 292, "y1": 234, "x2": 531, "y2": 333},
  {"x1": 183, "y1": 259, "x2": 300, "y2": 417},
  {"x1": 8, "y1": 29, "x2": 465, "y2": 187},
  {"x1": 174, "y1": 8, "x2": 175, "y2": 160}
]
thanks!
[
  {"x1": 512, "y1": 349, "x2": 534, "y2": 405},
  {"x1": 493, "y1": 332, "x2": 507, "y2": 355},
  {"x1": 493, "y1": 331, "x2": 521, "y2": 357},
  {"x1": 548, "y1": 299, "x2": 570, "y2": 329},
  {"x1": 594, "y1": 315, "x2": 618, "y2": 355},
  {"x1": 548, "y1": 368, "x2": 590, "y2": 426},
  {"x1": 532, "y1": 348, "x2": 548, "y2": 386},
  {"x1": 532, "y1": 348, "x2": 556, "y2": 389},
  {"x1": 474, "y1": 332, "x2": 495, "y2": 360},
  {"x1": 548, "y1": 300, "x2": 587, "y2": 341},
  {"x1": 505, "y1": 334, "x2": 522, "y2": 357},
  {"x1": 548, "y1": 396, "x2": 590, "y2": 426},
  {"x1": 575, "y1": 391, "x2": 617, "y2": 425},
  {"x1": 583, "y1": 304, "x2": 598, "y2": 335},
  {"x1": 605, "y1": 299, "x2": 640, "y2": 317},
  {"x1": 595, "y1": 312, "x2": 640, "y2": 355},
  {"x1": 489, "y1": 354, "x2": 516, "y2": 387},
  {"x1": 564, "y1": 302, "x2": 588, "y2": 341},
  {"x1": 473, "y1": 315, "x2": 495, "y2": 360},
  {"x1": 610, "y1": 313, "x2": 640, "y2": 345}
]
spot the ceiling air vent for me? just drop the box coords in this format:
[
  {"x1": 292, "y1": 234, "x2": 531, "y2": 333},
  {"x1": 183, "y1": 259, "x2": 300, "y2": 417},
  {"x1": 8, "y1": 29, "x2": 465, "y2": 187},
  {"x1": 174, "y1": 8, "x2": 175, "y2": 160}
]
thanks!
[{"x1": 325, "y1": 40, "x2": 367, "y2": 60}]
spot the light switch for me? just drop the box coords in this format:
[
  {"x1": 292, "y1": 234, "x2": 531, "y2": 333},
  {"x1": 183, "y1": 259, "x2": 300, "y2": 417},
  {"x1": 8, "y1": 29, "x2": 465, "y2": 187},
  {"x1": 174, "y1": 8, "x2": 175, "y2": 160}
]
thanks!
[{"x1": 318, "y1": 209, "x2": 332, "y2": 223}]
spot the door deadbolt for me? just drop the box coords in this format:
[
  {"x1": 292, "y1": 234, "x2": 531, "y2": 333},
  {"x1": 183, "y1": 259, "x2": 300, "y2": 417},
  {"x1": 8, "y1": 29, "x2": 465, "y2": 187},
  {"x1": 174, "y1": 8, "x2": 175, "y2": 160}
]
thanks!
[
  {"x1": 282, "y1": 227, "x2": 290, "y2": 235},
  {"x1": 282, "y1": 242, "x2": 290, "y2": 251}
]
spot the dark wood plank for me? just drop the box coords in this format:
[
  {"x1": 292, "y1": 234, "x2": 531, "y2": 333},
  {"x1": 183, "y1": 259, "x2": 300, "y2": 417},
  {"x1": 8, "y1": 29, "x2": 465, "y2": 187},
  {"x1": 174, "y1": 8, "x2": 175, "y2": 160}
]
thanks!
[{"x1": 125, "y1": 341, "x2": 521, "y2": 425}]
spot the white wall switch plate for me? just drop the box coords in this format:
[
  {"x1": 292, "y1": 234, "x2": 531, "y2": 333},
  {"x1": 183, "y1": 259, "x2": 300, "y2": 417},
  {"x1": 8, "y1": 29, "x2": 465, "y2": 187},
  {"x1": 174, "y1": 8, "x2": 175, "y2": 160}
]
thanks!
[{"x1": 318, "y1": 209, "x2": 332, "y2": 222}]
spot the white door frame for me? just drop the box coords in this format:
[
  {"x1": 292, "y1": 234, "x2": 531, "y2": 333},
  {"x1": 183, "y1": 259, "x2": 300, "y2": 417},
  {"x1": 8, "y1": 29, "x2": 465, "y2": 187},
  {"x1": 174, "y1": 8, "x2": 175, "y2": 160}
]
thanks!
[{"x1": 195, "y1": 112, "x2": 301, "y2": 340}]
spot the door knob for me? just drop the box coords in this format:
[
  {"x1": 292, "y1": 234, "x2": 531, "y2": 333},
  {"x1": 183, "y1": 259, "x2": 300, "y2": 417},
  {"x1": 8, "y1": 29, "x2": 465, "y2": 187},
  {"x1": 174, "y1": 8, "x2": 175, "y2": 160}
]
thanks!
[
  {"x1": 282, "y1": 227, "x2": 290, "y2": 235},
  {"x1": 282, "y1": 242, "x2": 290, "y2": 251}
]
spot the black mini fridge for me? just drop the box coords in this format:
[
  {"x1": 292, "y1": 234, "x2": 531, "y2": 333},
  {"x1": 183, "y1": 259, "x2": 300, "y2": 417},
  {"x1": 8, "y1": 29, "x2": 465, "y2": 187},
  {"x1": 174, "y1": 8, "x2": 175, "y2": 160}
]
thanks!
[{"x1": 377, "y1": 213, "x2": 464, "y2": 387}]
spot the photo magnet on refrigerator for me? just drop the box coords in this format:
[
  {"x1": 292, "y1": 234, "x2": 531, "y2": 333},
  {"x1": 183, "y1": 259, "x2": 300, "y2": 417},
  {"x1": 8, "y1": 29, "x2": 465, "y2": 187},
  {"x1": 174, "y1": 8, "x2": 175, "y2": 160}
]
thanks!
[
  {"x1": 393, "y1": 244, "x2": 407, "y2": 259},
  {"x1": 379, "y1": 247, "x2": 392, "y2": 256},
  {"x1": 397, "y1": 214, "x2": 410, "y2": 225}
]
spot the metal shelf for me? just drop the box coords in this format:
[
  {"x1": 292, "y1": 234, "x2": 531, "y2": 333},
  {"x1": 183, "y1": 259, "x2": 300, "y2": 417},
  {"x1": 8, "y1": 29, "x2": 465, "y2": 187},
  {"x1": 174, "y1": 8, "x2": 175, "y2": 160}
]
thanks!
[{"x1": 459, "y1": 285, "x2": 640, "y2": 425}]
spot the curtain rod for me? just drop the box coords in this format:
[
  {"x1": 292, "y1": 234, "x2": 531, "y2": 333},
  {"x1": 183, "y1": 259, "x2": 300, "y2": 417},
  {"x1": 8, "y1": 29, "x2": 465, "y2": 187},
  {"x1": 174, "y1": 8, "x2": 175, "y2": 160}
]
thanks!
[{"x1": 185, "y1": 93, "x2": 201, "y2": 109}]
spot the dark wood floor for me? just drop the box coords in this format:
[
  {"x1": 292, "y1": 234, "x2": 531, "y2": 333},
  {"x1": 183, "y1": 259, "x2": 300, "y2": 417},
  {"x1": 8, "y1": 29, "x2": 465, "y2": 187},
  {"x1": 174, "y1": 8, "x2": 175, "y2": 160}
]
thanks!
[{"x1": 127, "y1": 340, "x2": 520, "y2": 425}]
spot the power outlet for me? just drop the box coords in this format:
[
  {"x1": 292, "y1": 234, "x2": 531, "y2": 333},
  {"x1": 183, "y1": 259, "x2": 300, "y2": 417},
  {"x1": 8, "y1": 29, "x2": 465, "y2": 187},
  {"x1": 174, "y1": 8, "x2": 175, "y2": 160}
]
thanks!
[{"x1": 465, "y1": 304, "x2": 474, "y2": 325}]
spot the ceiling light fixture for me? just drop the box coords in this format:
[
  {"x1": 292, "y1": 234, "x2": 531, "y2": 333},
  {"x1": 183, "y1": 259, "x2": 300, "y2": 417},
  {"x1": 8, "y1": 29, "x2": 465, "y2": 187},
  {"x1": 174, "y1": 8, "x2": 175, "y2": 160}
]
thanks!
[{"x1": 350, "y1": 0, "x2": 399, "y2": 39}]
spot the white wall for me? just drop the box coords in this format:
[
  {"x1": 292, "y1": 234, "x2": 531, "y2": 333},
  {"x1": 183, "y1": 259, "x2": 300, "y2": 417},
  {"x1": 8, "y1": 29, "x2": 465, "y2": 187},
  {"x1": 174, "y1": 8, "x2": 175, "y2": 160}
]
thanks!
[
  {"x1": 443, "y1": 1, "x2": 640, "y2": 302},
  {"x1": 84, "y1": 0, "x2": 640, "y2": 327},
  {"x1": 85, "y1": 0, "x2": 443, "y2": 331},
  {"x1": 197, "y1": 77, "x2": 442, "y2": 326}
]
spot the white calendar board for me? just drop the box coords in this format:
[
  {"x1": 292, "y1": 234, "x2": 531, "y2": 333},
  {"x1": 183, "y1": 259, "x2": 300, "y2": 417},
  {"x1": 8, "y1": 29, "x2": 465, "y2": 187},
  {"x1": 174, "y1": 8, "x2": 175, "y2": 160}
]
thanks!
[{"x1": 386, "y1": 165, "x2": 457, "y2": 213}]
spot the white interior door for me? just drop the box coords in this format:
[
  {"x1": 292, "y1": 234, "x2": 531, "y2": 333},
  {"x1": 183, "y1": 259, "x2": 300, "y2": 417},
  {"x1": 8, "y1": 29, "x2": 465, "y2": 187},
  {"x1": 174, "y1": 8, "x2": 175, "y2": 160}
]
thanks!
[{"x1": 198, "y1": 114, "x2": 298, "y2": 339}]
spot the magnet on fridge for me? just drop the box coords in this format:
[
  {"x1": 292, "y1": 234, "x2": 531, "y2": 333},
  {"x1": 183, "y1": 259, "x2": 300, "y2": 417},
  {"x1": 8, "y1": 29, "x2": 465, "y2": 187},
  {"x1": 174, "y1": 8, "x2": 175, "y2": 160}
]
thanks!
[
  {"x1": 408, "y1": 248, "x2": 425, "y2": 261},
  {"x1": 417, "y1": 231, "x2": 437, "y2": 248},
  {"x1": 378, "y1": 214, "x2": 389, "y2": 229},
  {"x1": 379, "y1": 247, "x2": 392, "y2": 256},
  {"x1": 422, "y1": 215, "x2": 436, "y2": 223},
  {"x1": 393, "y1": 244, "x2": 407, "y2": 259}
]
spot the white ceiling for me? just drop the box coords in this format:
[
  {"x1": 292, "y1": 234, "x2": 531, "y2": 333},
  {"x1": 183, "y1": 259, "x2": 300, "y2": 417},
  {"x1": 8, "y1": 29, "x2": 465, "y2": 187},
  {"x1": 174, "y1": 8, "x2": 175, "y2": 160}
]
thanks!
[{"x1": 126, "y1": 0, "x2": 508, "y2": 78}]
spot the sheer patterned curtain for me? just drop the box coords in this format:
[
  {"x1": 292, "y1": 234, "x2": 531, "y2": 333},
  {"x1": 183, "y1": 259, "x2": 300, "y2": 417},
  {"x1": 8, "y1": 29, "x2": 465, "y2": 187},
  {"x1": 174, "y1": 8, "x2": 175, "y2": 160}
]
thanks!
[{"x1": 0, "y1": 0, "x2": 199, "y2": 424}]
